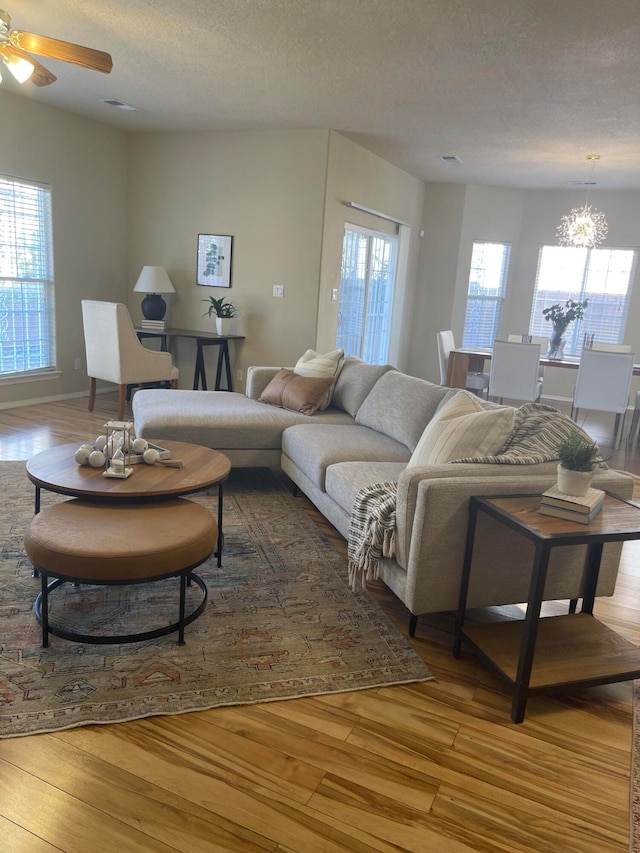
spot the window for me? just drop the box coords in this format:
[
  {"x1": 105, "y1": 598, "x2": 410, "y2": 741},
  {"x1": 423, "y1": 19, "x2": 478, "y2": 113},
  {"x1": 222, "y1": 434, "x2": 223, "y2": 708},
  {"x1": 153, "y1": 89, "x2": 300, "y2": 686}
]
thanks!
[
  {"x1": 336, "y1": 225, "x2": 398, "y2": 364},
  {"x1": 0, "y1": 174, "x2": 55, "y2": 378},
  {"x1": 462, "y1": 241, "x2": 511, "y2": 347},
  {"x1": 529, "y1": 246, "x2": 637, "y2": 356}
]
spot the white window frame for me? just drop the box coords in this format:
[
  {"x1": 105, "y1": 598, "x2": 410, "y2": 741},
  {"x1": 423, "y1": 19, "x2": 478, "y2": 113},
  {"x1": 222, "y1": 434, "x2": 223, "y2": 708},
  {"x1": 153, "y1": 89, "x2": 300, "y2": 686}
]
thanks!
[
  {"x1": 529, "y1": 245, "x2": 638, "y2": 357},
  {"x1": 0, "y1": 173, "x2": 55, "y2": 380},
  {"x1": 462, "y1": 241, "x2": 511, "y2": 348}
]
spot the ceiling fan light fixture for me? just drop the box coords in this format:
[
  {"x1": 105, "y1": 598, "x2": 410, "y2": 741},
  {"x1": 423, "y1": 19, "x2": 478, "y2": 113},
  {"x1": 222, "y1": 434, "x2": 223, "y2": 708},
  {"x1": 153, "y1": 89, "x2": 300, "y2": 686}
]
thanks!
[{"x1": 4, "y1": 51, "x2": 34, "y2": 82}]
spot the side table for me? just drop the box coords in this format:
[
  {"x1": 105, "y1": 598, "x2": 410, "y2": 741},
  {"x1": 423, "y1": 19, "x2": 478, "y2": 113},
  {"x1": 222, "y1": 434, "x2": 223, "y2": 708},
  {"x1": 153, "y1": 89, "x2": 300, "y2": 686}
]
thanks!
[
  {"x1": 453, "y1": 492, "x2": 640, "y2": 723},
  {"x1": 135, "y1": 328, "x2": 245, "y2": 391}
]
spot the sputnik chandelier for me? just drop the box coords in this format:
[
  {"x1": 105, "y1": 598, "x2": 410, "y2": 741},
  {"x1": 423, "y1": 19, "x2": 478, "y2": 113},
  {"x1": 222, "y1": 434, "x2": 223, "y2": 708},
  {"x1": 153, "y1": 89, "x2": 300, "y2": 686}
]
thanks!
[{"x1": 556, "y1": 155, "x2": 608, "y2": 249}]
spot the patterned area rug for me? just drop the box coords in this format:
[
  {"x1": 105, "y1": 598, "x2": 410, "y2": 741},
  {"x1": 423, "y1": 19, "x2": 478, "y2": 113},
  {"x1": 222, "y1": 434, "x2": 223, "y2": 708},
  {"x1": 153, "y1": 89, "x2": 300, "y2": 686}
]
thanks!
[{"x1": 0, "y1": 462, "x2": 432, "y2": 738}]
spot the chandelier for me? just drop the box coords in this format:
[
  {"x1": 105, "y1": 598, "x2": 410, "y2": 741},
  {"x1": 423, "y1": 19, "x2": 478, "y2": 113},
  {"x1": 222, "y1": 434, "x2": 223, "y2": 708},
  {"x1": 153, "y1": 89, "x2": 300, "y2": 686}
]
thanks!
[{"x1": 556, "y1": 155, "x2": 608, "y2": 249}]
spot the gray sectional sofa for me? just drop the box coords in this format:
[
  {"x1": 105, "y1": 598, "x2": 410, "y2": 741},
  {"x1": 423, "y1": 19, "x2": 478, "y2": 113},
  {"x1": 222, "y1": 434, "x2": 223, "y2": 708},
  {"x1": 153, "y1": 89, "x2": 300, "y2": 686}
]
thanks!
[{"x1": 132, "y1": 357, "x2": 634, "y2": 633}]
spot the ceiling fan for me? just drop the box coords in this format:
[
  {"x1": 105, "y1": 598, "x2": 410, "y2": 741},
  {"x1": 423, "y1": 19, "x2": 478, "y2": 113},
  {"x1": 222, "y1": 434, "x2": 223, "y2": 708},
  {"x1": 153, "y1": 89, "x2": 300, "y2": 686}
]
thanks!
[{"x1": 0, "y1": 8, "x2": 112, "y2": 86}]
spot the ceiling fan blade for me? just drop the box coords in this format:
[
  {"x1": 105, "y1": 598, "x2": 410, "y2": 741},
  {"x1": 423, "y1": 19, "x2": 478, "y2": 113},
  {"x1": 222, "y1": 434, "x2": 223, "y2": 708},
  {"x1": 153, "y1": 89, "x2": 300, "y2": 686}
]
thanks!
[
  {"x1": 0, "y1": 42, "x2": 57, "y2": 86},
  {"x1": 9, "y1": 29, "x2": 112, "y2": 74}
]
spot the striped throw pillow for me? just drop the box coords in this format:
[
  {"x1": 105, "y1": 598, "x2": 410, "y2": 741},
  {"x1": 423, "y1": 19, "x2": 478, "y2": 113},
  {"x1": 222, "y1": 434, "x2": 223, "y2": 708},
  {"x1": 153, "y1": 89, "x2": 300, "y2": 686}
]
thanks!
[
  {"x1": 294, "y1": 348, "x2": 345, "y2": 410},
  {"x1": 408, "y1": 390, "x2": 515, "y2": 467}
]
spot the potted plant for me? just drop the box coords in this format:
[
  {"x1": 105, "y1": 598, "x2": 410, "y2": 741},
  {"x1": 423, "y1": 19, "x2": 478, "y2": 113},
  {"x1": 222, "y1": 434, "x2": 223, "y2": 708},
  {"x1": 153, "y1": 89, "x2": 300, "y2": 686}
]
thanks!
[
  {"x1": 555, "y1": 430, "x2": 600, "y2": 496},
  {"x1": 542, "y1": 298, "x2": 588, "y2": 359},
  {"x1": 202, "y1": 296, "x2": 238, "y2": 335}
]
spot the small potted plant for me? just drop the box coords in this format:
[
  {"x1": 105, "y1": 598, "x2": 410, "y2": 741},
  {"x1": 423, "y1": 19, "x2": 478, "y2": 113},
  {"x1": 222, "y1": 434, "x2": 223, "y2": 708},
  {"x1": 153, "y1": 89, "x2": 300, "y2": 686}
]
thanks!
[
  {"x1": 555, "y1": 430, "x2": 600, "y2": 496},
  {"x1": 202, "y1": 296, "x2": 237, "y2": 335}
]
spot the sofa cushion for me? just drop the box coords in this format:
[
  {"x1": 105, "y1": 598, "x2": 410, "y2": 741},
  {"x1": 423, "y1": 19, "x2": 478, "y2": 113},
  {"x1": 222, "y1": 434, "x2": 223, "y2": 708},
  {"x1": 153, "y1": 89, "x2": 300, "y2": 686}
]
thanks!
[
  {"x1": 408, "y1": 390, "x2": 515, "y2": 467},
  {"x1": 330, "y1": 357, "x2": 394, "y2": 417},
  {"x1": 294, "y1": 348, "x2": 345, "y2": 410},
  {"x1": 355, "y1": 371, "x2": 451, "y2": 451},
  {"x1": 325, "y1": 461, "x2": 407, "y2": 516},
  {"x1": 282, "y1": 424, "x2": 410, "y2": 491},
  {"x1": 133, "y1": 388, "x2": 355, "y2": 451},
  {"x1": 259, "y1": 368, "x2": 333, "y2": 415}
]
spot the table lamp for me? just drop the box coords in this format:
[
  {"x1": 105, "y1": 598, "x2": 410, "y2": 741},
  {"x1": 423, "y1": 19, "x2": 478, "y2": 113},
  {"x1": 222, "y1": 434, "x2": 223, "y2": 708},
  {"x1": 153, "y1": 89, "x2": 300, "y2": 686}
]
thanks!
[{"x1": 133, "y1": 266, "x2": 175, "y2": 320}]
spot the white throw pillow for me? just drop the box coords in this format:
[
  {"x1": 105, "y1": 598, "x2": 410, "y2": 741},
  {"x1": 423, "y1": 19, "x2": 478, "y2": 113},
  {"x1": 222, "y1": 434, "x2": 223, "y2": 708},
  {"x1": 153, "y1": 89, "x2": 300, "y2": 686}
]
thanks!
[
  {"x1": 408, "y1": 390, "x2": 515, "y2": 467},
  {"x1": 294, "y1": 348, "x2": 345, "y2": 410}
]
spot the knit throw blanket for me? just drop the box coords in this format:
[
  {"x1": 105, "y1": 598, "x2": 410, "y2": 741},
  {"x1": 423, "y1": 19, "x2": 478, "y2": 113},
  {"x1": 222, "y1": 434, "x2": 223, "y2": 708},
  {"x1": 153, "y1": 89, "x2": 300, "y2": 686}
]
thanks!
[{"x1": 347, "y1": 403, "x2": 603, "y2": 588}]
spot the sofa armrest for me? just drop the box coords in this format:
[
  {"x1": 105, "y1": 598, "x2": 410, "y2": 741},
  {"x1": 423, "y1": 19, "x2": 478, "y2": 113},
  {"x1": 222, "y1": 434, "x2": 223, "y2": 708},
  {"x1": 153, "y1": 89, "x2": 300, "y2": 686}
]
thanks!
[
  {"x1": 393, "y1": 466, "x2": 634, "y2": 615},
  {"x1": 246, "y1": 366, "x2": 290, "y2": 399}
]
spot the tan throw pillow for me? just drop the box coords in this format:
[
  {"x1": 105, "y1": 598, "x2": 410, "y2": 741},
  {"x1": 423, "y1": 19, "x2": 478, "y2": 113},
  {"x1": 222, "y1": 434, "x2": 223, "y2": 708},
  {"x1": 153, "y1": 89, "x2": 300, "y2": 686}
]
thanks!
[
  {"x1": 408, "y1": 390, "x2": 515, "y2": 467},
  {"x1": 294, "y1": 348, "x2": 345, "y2": 410},
  {"x1": 258, "y1": 368, "x2": 333, "y2": 416}
]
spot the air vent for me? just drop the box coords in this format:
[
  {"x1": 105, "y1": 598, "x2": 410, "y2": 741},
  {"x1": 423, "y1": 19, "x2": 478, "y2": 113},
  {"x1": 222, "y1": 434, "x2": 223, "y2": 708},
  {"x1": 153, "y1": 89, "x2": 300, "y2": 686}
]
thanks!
[
  {"x1": 567, "y1": 180, "x2": 597, "y2": 186},
  {"x1": 440, "y1": 155, "x2": 462, "y2": 164},
  {"x1": 103, "y1": 99, "x2": 138, "y2": 111}
]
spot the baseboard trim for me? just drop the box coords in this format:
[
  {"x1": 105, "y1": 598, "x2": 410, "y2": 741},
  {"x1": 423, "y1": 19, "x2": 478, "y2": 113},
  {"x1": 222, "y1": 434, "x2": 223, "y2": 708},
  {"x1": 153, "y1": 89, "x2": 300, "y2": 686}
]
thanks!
[{"x1": 0, "y1": 388, "x2": 111, "y2": 412}]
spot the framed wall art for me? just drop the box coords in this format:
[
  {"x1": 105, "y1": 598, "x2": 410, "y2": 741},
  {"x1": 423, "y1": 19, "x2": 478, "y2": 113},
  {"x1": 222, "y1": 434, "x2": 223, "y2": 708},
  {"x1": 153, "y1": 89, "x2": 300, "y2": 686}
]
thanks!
[{"x1": 197, "y1": 234, "x2": 233, "y2": 288}]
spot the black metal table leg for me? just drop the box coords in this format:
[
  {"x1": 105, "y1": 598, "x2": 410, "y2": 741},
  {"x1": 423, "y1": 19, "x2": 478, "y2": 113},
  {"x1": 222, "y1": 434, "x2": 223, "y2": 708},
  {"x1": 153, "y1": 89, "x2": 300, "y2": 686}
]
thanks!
[
  {"x1": 194, "y1": 341, "x2": 206, "y2": 390},
  {"x1": 40, "y1": 571, "x2": 49, "y2": 648},
  {"x1": 178, "y1": 573, "x2": 186, "y2": 646},
  {"x1": 511, "y1": 542, "x2": 551, "y2": 723}
]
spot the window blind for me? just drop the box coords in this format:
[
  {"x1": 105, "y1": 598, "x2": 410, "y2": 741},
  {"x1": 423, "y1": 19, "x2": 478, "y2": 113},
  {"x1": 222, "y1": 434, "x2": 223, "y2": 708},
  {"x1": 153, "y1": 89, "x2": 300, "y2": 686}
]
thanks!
[
  {"x1": 462, "y1": 241, "x2": 511, "y2": 347},
  {"x1": 0, "y1": 174, "x2": 55, "y2": 376}
]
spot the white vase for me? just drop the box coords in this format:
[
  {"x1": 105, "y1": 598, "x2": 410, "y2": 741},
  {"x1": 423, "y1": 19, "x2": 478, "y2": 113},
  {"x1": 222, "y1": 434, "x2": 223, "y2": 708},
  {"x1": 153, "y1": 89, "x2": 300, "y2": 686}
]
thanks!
[
  {"x1": 215, "y1": 317, "x2": 231, "y2": 335},
  {"x1": 556, "y1": 463, "x2": 593, "y2": 497}
]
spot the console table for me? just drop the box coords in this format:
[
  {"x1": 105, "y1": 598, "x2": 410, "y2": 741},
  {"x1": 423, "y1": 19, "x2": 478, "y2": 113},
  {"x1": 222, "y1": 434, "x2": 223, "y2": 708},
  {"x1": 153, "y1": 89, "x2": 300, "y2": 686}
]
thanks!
[
  {"x1": 453, "y1": 492, "x2": 640, "y2": 723},
  {"x1": 136, "y1": 328, "x2": 245, "y2": 391}
]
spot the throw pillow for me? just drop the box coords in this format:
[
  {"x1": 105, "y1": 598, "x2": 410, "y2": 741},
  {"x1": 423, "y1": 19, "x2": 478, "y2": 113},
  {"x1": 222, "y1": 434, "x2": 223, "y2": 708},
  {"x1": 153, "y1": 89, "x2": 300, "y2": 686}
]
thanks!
[
  {"x1": 294, "y1": 348, "x2": 345, "y2": 410},
  {"x1": 258, "y1": 368, "x2": 333, "y2": 416},
  {"x1": 408, "y1": 390, "x2": 515, "y2": 467}
]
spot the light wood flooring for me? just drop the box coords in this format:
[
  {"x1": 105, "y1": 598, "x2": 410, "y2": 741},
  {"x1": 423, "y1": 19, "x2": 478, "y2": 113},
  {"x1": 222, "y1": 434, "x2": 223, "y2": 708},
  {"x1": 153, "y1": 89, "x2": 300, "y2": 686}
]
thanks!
[{"x1": 1, "y1": 392, "x2": 640, "y2": 852}]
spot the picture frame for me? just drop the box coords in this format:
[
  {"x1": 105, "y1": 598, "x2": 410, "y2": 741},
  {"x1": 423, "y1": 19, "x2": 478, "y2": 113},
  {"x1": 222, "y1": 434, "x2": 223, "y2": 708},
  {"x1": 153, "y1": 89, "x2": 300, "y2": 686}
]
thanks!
[{"x1": 197, "y1": 234, "x2": 233, "y2": 288}]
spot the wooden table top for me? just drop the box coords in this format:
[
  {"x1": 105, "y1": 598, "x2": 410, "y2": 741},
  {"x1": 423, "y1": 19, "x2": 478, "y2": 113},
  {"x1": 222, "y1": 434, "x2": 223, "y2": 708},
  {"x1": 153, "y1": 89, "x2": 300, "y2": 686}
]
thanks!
[
  {"x1": 26, "y1": 440, "x2": 231, "y2": 500},
  {"x1": 478, "y1": 493, "x2": 640, "y2": 542}
]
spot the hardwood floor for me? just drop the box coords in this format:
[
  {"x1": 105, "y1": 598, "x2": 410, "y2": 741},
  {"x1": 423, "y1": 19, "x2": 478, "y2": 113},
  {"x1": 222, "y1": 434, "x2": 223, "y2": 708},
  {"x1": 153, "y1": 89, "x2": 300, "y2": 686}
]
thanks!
[{"x1": 1, "y1": 391, "x2": 639, "y2": 852}]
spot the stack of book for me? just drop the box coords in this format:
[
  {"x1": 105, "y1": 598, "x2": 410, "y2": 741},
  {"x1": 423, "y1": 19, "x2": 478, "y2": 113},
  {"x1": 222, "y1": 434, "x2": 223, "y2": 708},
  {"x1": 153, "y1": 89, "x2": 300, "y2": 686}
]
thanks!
[
  {"x1": 140, "y1": 319, "x2": 166, "y2": 331},
  {"x1": 538, "y1": 484, "x2": 605, "y2": 524}
]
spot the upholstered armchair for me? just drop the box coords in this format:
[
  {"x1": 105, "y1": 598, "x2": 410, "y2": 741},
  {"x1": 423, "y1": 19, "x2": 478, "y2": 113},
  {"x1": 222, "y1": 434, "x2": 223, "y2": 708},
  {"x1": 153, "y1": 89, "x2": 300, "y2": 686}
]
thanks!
[{"x1": 81, "y1": 300, "x2": 179, "y2": 420}]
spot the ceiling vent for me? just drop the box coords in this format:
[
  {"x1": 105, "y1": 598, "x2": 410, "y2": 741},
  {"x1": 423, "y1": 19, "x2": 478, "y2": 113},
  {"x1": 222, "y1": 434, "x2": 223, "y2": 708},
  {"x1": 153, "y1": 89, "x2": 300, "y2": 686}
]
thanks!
[
  {"x1": 103, "y1": 99, "x2": 138, "y2": 111},
  {"x1": 440, "y1": 155, "x2": 462, "y2": 164},
  {"x1": 567, "y1": 180, "x2": 597, "y2": 186}
]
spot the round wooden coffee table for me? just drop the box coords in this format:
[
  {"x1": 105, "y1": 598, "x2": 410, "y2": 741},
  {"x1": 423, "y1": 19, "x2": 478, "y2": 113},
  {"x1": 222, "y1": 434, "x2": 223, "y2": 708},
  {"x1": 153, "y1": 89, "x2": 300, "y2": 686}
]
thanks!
[{"x1": 26, "y1": 440, "x2": 231, "y2": 567}]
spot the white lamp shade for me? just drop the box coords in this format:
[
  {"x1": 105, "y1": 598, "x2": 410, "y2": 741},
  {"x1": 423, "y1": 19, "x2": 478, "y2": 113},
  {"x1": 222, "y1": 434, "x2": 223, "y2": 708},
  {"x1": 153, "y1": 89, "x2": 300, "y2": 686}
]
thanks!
[{"x1": 133, "y1": 266, "x2": 175, "y2": 294}]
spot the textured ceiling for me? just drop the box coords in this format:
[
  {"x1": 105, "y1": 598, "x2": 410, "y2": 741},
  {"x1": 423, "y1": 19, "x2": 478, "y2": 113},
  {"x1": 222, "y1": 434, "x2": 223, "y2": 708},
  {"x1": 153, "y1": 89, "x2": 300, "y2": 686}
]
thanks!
[{"x1": 3, "y1": 0, "x2": 640, "y2": 189}]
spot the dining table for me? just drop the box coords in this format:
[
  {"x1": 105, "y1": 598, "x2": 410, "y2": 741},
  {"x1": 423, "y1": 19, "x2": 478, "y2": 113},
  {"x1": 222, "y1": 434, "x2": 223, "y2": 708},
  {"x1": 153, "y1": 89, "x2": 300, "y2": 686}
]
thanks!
[{"x1": 445, "y1": 346, "x2": 640, "y2": 389}]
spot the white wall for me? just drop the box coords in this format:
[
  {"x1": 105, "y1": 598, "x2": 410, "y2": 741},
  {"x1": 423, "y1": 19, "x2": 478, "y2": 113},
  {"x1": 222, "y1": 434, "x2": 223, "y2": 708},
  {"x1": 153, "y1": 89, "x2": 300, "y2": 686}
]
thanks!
[
  {"x1": 126, "y1": 129, "x2": 330, "y2": 388},
  {"x1": 0, "y1": 91, "x2": 127, "y2": 407}
]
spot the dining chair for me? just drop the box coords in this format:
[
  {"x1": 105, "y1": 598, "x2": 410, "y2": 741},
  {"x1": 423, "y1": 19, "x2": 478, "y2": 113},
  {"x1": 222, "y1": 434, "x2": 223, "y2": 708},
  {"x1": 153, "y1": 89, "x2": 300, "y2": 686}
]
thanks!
[
  {"x1": 82, "y1": 300, "x2": 179, "y2": 420},
  {"x1": 488, "y1": 340, "x2": 543, "y2": 404},
  {"x1": 628, "y1": 390, "x2": 640, "y2": 448},
  {"x1": 436, "y1": 330, "x2": 490, "y2": 396},
  {"x1": 590, "y1": 342, "x2": 633, "y2": 353},
  {"x1": 570, "y1": 349, "x2": 635, "y2": 449},
  {"x1": 508, "y1": 334, "x2": 548, "y2": 378}
]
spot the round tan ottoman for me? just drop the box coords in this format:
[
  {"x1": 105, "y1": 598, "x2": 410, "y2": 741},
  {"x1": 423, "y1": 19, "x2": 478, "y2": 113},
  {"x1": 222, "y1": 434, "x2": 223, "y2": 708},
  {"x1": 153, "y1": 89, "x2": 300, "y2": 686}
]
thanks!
[{"x1": 25, "y1": 498, "x2": 217, "y2": 647}]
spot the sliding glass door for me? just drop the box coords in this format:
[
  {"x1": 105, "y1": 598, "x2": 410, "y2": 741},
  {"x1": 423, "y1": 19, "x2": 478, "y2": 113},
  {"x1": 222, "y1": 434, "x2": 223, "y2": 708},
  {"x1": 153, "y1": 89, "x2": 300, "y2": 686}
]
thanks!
[{"x1": 336, "y1": 225, "x2": 398, "y2": 364}]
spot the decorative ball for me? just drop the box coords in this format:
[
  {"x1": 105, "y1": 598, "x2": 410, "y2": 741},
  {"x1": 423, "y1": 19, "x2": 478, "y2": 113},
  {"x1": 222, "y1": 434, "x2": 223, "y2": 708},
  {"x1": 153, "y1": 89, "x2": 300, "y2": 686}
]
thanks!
[
  {"x1": 94, "y1": 435, "x2": 107, "y2": 451},
  {"x1": 75, "y1": 447, "x2": 92, "y2": 465},
  {"x1": 132, "y1": 437, "x2": 148, "y2": 454},
  {"x1": 88, "y1": 450, "x2": 106, "y2": 468},
  {"x1": 143, "y1": 448, "x2": 160, "y2": 465}
]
